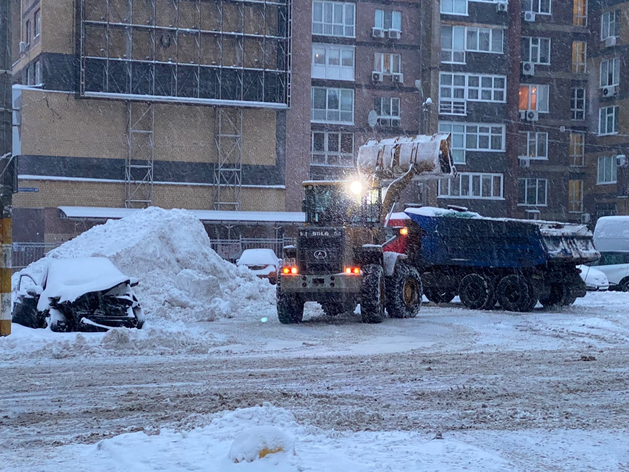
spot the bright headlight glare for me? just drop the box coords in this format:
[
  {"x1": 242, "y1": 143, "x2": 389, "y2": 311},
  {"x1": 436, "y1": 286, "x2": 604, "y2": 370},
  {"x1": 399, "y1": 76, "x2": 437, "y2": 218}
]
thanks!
[{"x1": 350, "y1": 181, "x2": 363, "y2": 195}]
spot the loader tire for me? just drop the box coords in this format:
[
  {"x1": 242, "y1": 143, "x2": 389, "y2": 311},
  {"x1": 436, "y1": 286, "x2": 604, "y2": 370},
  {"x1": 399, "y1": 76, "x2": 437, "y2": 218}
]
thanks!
[
  {"x1": 277, "y1": 286, "x2": 304, "y2": 324},
  {"x1": 386, "y1": 263, "x2": 422, "y2": 319},
  {"x1": 458, "y1": 273, "x2": 493, "y2": 310},
  {"x1": 497, "y1": 275, "x2": 536, "y2": 312},
  {"x1": 361, "y1": 265, "x2": 385, "y2": 324}
]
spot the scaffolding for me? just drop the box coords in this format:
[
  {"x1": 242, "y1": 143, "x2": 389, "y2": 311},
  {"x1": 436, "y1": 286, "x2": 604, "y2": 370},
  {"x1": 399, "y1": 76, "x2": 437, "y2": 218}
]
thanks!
[
  {"x1": 78, "y1": 0, "x2": 291, "y2": 108},
  {"x1": 125, "y1": 101, "x2": 154, "y2": 208},
  {"x1": 213, "y1": 107, "x2": 243, "y2": 211}
]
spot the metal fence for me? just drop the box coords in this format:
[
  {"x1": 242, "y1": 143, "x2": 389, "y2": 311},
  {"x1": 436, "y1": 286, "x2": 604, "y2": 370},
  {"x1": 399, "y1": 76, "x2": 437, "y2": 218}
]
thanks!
[
  {"x1": 210, "y1": 237, "x2": 293, "y2": 262},
  {"x1": 12, "y1": 242, "x2": 63, "y2": 270}
]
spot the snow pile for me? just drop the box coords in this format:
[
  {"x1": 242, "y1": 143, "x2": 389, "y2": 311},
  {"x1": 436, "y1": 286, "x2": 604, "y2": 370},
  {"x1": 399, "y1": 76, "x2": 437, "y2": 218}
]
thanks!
[
  {"x1": 8, "y1": 207, "x2": 276, "y2": 353},
  {"x1": 229, "y1": 426, "x2": 295, "y2": 463}
]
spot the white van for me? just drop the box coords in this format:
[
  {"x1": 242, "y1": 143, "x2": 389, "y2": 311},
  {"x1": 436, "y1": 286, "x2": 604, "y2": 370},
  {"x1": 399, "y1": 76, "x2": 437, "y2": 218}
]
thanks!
[{"x1": 591, "y1": 216, "x2": 629, "y2": 291}]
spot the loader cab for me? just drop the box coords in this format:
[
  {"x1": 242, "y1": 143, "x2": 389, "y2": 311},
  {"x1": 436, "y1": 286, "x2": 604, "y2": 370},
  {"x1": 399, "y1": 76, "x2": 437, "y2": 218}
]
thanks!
[{"x1": 302, "y1": 180, "x2": 382, "y2": 228}]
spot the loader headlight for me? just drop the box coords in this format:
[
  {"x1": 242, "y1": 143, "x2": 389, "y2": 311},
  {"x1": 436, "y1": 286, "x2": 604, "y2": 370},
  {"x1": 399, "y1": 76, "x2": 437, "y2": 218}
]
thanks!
[{"x1": 350, "y1": 180, "x2": 363, "y2": 195}]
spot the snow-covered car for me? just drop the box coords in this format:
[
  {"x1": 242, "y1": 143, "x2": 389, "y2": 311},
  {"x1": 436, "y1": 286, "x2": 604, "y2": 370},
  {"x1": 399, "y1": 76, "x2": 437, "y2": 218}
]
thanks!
[
  {"x1": 12, "y1": 257, "x2": 145, "y2": 332},
  {"x1": 236, "y1": 249, "x2": 280, "y2": 284},
  {"x1": 577, "y1": 265, "x2": 609, "y2": 291}
]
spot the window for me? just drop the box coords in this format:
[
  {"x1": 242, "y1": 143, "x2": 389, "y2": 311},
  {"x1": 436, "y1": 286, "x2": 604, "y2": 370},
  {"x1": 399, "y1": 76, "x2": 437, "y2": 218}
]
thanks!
[
  {"x1": 25, "y1": 19, "x2": 31, "y2": 45},
  {"x1": 34, "y1": 10, "x2": 40, "y2": 38},
  {"x1": 374, "y1": 97, "x2": 400, "y2": 127},
  {"x1": 597, "y1": 155, "x2": 617, "y2": 184},
  {"x1": 571, "y1": 88, "x2": 585, "y2": 120},
  {"x1": 522, "y1": 0, "x2": 551, "y2": 14},
  {"x1": 311, "y1": 87, "x2": 354, "y2": 124},
  {"x1": 570, "y1": 132, "x2": 585, "y2": 166},
  {"x1": 34, "y1": 60, "x2": 41, "y2": 84},
  {"x1": 439, "y1": 73, "x2": 507, "y2": 115},
  {"x1": 26, "y1": 64, "x2": 34, "y2": 85},
  {"x1": 441, "y1": 25, "x2": 504, "y2": 63},
  {"x1": 374, "y1": 53, "x2": 401, "y2": 75},
  {"x1": 441, "y1": 0, "x2": 467, "y2": 15},
  {"x1": 519, "y1": 85, "x2": 549, "y2": 112},
  {"x1": 601, "y1": 11, "x2": 618, "y2": 40},
  {"x1": 518, "y1": 132, "x2": 548, "y2": 159},
  {"x1": 600, "y1": 58, "x2": 620, "y2": 87},
  {"x1": 521, "y1": 37, "x2": 551, "y2": 64},
  {"x1": 518, "y1": 179, "x2": 548, "y2": 206},
  {"x1": 465, "y1": 27, "x2": 504, "y2": 53},
  {"x1": 441, "y1": 26, "x2": 465, "y2": 63},
  {"x1": 312, "y1": 44, "x2": 354, "y2": 81},
  {"x1": 599, "y1": 106, "x2": 619, "y2": 135},
  {"x1": 312, "y1": 1, "x2": 355, "y2": 38},
  {"x1": 311, "y1": 131, "x2": 354, "y2": 167},
  {"x1": 439, "y1": 122, "x2": 505, "y2": 164},
  {"x1": 572, "y1": 41, "x2": 586, "y2": 73},
  {"x1": 569, "y1": 180, "x2": 583, "y2": 212},
  {"x1": 573, "y1": 0, "x2": 587, "y2": 26},
  {"x1": 375, "y1": 10, "x2": 401, "y2": 31},
  {"x1": 439, "y1": 173, "x2": 504, "y2": 200}
]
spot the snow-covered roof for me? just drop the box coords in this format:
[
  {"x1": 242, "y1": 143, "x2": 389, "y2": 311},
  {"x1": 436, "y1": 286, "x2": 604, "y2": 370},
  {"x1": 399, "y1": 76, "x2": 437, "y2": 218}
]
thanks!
[{"x1": 58, "y1": 206, "x2": 305, "y2": 224}]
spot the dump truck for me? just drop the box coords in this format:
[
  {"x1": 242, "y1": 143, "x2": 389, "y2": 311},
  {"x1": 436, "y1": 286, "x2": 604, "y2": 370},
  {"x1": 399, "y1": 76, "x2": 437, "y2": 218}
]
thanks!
[
  {"x1": 276, "y1": 134, "x2": 455, "y2": 324},
  {"x1": 385, "y1": 207, "x2": 600, "y2": 311}
]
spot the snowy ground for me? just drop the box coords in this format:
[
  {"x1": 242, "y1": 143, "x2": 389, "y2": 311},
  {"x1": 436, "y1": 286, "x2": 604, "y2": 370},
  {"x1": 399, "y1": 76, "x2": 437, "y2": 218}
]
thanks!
[{"x1": 2, "y1": 209, "x2": 629, "y2": 471}]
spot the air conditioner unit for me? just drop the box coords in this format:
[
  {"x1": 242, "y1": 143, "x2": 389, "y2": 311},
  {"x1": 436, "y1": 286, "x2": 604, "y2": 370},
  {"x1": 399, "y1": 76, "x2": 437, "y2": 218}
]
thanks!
[
  {"x1": 372, "y1": 71, "x2": 383, "y2": 82},
  {"x1": 617, "y1": 154, "x2": 627, "y2": 167},
  {"x1": 496, "y1": 1, "x2": 508, "y2": 13},
  {"x1": 519, "y1": 158, "x2": 531, "y2": 168},
  {"x1": 581, "y1": 213, "x2": 591, "y2": 224},
  {"x1": 602, "y1": 85, "x2": 618, "y2": 97},
  {"x1": 519, "y1": 110, "x2": 527, "y2": 120},
  {"x1": 19, "y1": 41, "x2": 26, "y2": 54},
  {"x1": 524, "y1": 11, "x2": 536, "y2": 22},
  {"x1": 604, "y1": 36, "x2": 617, "y2": 47},
  {"x1": 526, "y1": 110, "x2": 539, "y2": 121},
  {"x1": 522, "y1": 61, "x2": 535, "y2": 75},
  {"x1": 388, "y1": 29, "x2": 401, "y2": 40},
  {"x1": 392, "y1": 73, "x2": 404, "y2": 84},
  {"x1": 372, "y1": 27, "x2": 385, "y2": 38}
]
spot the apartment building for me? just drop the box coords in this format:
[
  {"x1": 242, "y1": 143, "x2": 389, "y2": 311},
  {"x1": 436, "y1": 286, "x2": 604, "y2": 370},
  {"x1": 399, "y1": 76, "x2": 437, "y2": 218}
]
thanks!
[
  {"x1": 584, "y1": 0, "x2": 629, "y2": 221},
  {"x1": 11, "y1": 0, "x2": 294, "y2": 243}
]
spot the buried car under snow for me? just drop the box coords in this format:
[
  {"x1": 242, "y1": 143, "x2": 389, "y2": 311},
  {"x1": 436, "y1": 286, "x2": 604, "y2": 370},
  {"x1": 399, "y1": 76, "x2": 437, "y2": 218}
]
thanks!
[{"x1": 12, "y1": 257, "x2": 144, "y2": 332}]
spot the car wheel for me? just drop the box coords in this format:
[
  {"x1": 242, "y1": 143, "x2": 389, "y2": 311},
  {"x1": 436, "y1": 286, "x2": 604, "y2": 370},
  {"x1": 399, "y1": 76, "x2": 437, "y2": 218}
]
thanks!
[
  {"x1": 48, "y1": 309, "x2": 69, "y2": 332},
  {"x1": 619, "y1": 278, "x2": 629, "y2": 292}
]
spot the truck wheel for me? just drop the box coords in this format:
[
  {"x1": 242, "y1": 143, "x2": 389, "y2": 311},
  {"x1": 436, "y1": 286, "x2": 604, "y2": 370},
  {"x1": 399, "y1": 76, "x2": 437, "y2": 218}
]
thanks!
[
  {"x1": 540, "y1": 284, "x2": 575, "y2": 307},
  {"x1": 361, "y1": 265, "x2": 385, "y2": 324},
  {"x1": 386, "y1": 264, "x2": 422, "y2": 319},
  {"x1": 458, "y1": 273, "x2": 492, "y2": 310},
  {"x1": 496, "y1": 275, "x2": 536, "y2": 312},
  {"x1": 277, "y1": 287, "x2": 304, "y2": 324},
  {"x1": 424, "y1": 288, "x2": 455, "y2": 304}
]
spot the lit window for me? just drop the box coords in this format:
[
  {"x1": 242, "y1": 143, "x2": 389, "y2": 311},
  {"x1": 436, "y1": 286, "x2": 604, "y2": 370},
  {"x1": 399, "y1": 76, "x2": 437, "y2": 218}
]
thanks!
[
  {"x1": 518, "y1": 179, "x2": 548, "y2": 206},
  {"x1": 519, "y1": 84, "x2": 549, "y2": 112},
  {"x1": 521, "y1": 37, "x2": 551, "y2": 64},
  {"x1": 311, "y1": 44, "x2": 354, "y2": 81},
  {"x1": 311, "y1": 87, "x2": 354, "y2": 124},
  {"x1": 569, "y1": 180, "x2": 583, "y2": 212},
  {"x1": 439, "y1": 173, "x2": 504, "y2": 200},
  {"x1": 572, "y1": 41, "x2": 587, "y2": 73},
  {"x1": 571, "y1": 88, "x2": 585, "y2": 120},
  {"x1": 570, "y1": 132, "x2": 585, "y2": 166},
  {"x1": 311, "y1": 132, "x2": 354, "y2": 167},
  {"x1": 374, "y1": 97, "x2": 400, "y2": 127},
  {"x1": 573, "y1": 0, "x2": 587, "y2": 26},
  {"x1": 600, "y1": 57, "x2": 620, "y2": 87},
  {"x1": 597, "y1": 156, "x2": 617, "y2": 184},
  {"x1": 598, "y1": 106, "x2": 619, "y2": 135},
  {"x1": 518, "y1": 132, "x2": 548, "y2": 159},
  {"x1": 312, "y1": 1, "x2": 355, "y2": 38}
]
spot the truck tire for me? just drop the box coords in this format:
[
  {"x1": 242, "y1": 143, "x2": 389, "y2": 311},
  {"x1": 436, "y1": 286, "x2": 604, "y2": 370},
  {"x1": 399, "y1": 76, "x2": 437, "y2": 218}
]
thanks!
[
  {"x1": 361, "y1": 264, "x2": 385, "y2": 324},
  {"x1": 386, "y1": 263, "x2": 422, "y2": 319},
  {"x1": 424, "y1": 288, "x2": 455, "y2": 304},
  {"x1": 496, "y1": 274, "x2": 536, "y2": 312},
  {"x1": 277, "y1": 287, "x2": 304, "y2": 324},
  {"x1": 458, "y1": 273, "x2": 493, "y2": 310},
  {"x1": 540, "y1": 284, "x2": 576, "y2": 307}
]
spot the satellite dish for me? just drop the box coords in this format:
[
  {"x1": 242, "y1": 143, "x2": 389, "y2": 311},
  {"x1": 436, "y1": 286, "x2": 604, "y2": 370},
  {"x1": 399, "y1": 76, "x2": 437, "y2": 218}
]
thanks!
[{"x1": 368, "y1": 110, "x2": 378, "y2": 128}]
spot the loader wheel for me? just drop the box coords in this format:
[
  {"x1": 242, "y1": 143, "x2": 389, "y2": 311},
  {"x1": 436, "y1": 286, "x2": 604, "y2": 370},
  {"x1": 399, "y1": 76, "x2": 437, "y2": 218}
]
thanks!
[
  {"x1": 496, "y1": 275, "x2": 536, "y2": 312},
  {"x1": 424, "y1": 288, "x2": 455, "y2": 304},
  {"x1": 361, "y1": 265, "x2": 385, "y2": 324},
  {"x1": 277, "y1": 286, "x2": 304, "y2": 324},
  {"x1": 386, "y1": 263, "x2": 422, "y2": 319},
  {"x1": 458, "y1": 273, "x2": 493, "y2": 310}
]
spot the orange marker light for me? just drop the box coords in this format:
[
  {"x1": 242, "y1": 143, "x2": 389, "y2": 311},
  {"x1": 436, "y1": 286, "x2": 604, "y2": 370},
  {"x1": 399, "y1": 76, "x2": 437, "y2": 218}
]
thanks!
[
  {"x1": 290, "y1": 267, "x2": 298, "y2": 274},
  {"x1": 400, "y1": 227, "x2": 409, "y2": 235}
]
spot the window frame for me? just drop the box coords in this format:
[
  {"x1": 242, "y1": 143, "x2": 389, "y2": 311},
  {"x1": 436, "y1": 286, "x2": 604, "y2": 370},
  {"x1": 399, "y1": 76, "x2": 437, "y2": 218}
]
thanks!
[
  {"x1": 518, "y1": 84, "x2": 550, "y2": 112},
  {"x1": 374, "y1": 10, "x2": 402, "y2": 31},
  {"x1": 373, "y1": 53, "x2": 401, "y2": 75},
  {"x1": 522, "y1": 0, "x2": 552, "y2": 15},
  {"x1": 312, "y1": 1, "x2": 356, "y2": 38},
  {"x1": 573, "y1": 0, "x2": 587, "y2": 26},
  {"x1": 311, "y1": 131, "x2": 355, "y2": 167},
  {"x1": 572, "y1": 41, "x2": 587, "y2": 73},
  {"x1": 439, "y1": 121, "x2": 505, "y2": 164},
  {"x1": 568, "y1": 180, "x2": 584, "y2": 213},
  {"x1": 518, "y1": 131, "x2": 548, "y2": 160},
  {"x1": 440, "y1": 0, "x2": 468, "y2": 16},
  {"x1": 374, "y1": 96, "x2": 401, "y2": 128},
  {"x1": 311, "y1": 87, "x2": 355, "y2": 125},
  {"x1": 570, "y1": 87, "x2": 585, "y2": 120},
  {"x1": 518, "y1": 178, "x2": 548, "y2": 206},
  {"x1": 311, "y1": 44, "x2": 355, "y2": 81},
  {"x1": 600, "y1": 57, "x2": 620, "y2": 88},
  {"x1": 521, "y1": 37, "x2": 551, "y2": 65},
  {"x1": 598, "y1": 106, "x2": 619, "y2": 136},
  {"x1": 439, "y1": 72, "x2": 507, "y2": 115},
  {"x1": 601, "y1": 11, "x2": 617, "y2": 40},
  {"x1": 569, "y1": 132, "x2": 585, "y2": 166},
  {"x1": 597, "y1": 155, "x2": 617, "y2": 184},
  {"x1": 25, "y1": 19, "x2": 31, "y2": 45},
  {"x1": 439, "y1": 172, "x2": 504, "y2": 200}
]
